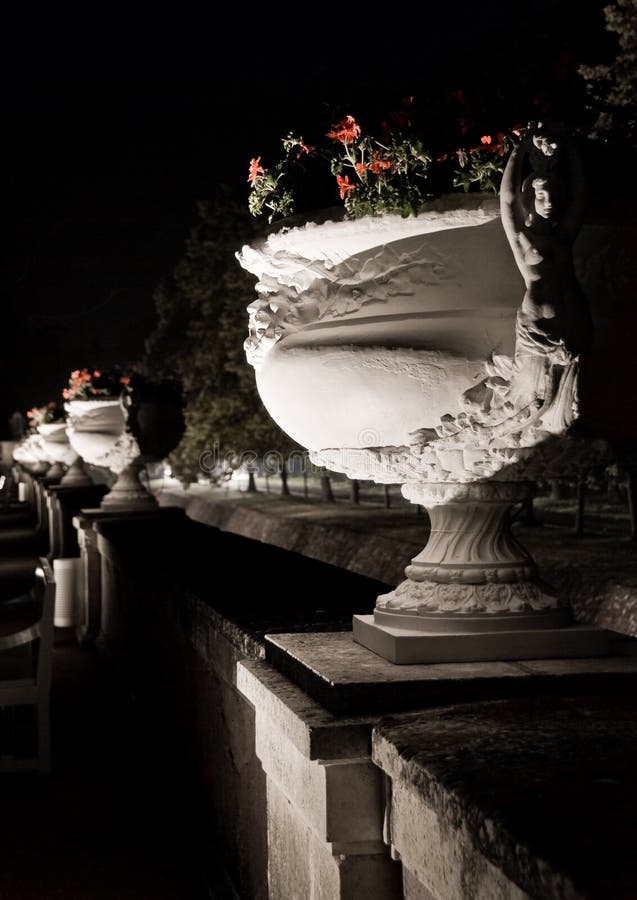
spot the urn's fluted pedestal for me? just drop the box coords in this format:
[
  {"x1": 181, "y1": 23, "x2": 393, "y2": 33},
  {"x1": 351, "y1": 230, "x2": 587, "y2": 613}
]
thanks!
[
  {"x1": 60, "y1": 457, "x2": 93, "y2": 487},
  {"x1": 349, "y1": 480, "x2": 609, "y2": 663},
  {"x1": 99, "y1": 458, "x2": 158, "y2": 511}
]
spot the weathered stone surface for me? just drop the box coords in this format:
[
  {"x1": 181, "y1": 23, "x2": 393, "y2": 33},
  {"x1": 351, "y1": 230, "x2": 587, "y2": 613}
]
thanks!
[
  {"x1": 373, "y1": 695, "x2": 637, "y2": 900},
  {"x1": 94, "y1": 509, "x2": 387, "y2": 641},
  {"x1": 239, "y1": 659, "x2": 403, "y2": 899},
  {"x1": 532, "y1": 539, "x2": 637, "y2": 639},
  {"x1": 91, "y1": 497, "x2": 637, "y2": 898},
  {"x1": 237, "y1": 659, "x2": 374, "y2": 760},
  {"x1": 94, "y1": 524, "x2": 271, "y2": 899},
  {"x1": 264, "y1": 630, "x2": 637, "y2": 715},
  {"x1": 266, "y1": 780, "x2": 403, "y2": 900}
]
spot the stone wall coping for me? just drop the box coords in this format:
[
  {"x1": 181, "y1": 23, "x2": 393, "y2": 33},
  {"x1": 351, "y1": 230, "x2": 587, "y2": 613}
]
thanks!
[
  {"x1": 372, "y1": 695, "x2": 637, "y2": 899},
  {"x1": 237, "y1": 659, "x2": 377, "y2": 761},
  {"x1": 157, "y1": 488, "x2": 637, "y2": 638}
]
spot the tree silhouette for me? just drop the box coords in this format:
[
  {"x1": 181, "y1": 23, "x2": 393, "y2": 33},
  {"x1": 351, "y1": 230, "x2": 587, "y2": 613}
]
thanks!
[{"x1": 144, "y1": 186, "x2": 301, "y2": 489}]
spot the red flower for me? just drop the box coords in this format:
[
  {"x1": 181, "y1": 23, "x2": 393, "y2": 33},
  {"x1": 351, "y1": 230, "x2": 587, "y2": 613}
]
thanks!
[
  {"x1": 336, "y1": 175, "x2": 356, "y2": 200},
  {"x1": 480, "y1": 135, "x2": 492, "y2": 145},
  {"x1": 247, "y1": 157, "x2": 265, "y2": 183},
  {"x1": 296, "y1": 141, "x2": 314, "y2": 158},
  {"x1": 355, "y1": 162, "x2": 367, "y2": 177},
  {"x1": 120, "y1": 376, "x2": 130, "y2": 385},
  {"x1": 369, "y1": 158, "x2": 393, "y2": 175},
  {"x1": 326, "y1": 115, "x2": 361, "y2": 145}
]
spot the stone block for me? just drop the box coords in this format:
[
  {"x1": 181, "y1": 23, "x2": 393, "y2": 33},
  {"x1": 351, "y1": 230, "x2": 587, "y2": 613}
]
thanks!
[
  {"x1": 239, "y1": 659, "x2": 402, "y2": 899},
  {"x1": 373, "y1": 695, "x2": 637, "y2": 899}
]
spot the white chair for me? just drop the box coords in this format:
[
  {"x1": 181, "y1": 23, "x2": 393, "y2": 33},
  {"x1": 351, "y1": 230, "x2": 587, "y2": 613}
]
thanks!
[{"x1": 0, "y1": 558, "x2": 55, "y2": 773}]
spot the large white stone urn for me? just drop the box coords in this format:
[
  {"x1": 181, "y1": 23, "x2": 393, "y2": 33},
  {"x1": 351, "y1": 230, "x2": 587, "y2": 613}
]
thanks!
[
  {"x1": 237, "y1": 156, "x2": 635, "y2": 664},
  {"x1": 63, "y1": 398, "x2": 128, "y2": 489},
  {"x1": 12, "y1": 433, "x2": 51, "y2": 470},
  {"x1": 63, "y1": 396, "x2": 154, "y2": 506},
  {"x1": 64, "y1": 383, "x2": 184, "y2": 509},
  {"x1": 14, "y1": 422, "x2": 77, "y2": 479},
  {"x1": 36, "y1": 422, "x2": 77, "y2": 479},
  {"x1": 64, "y1": 399, "x2": 127, "y2": 468}
]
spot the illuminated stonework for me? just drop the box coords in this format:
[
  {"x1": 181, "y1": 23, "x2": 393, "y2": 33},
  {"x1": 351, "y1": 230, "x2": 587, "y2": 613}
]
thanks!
[
  {"x1": 238, "y1": 135, "x2": 632, "y2": 661},
  {"x1": 64, "y1": 399, "x2": 129, "y2": 472}
]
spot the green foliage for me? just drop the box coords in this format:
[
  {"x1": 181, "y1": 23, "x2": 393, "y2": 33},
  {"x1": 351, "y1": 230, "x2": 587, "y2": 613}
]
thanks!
[
  {"x1": 247, "y1": 110, "x2": 522, "y2": 225},
  {"x1": 452, "y1": 140, "x2": 513, "y2": 193},
  {"x1": 578, "y1": 0, "x2": 637, "y2": 147},
  {"x1": 144, "y1": 186, "x2": 301, "y2": 486},
  {"x1": 247, "y1": 161, "x2": 294, "y2": 222}
]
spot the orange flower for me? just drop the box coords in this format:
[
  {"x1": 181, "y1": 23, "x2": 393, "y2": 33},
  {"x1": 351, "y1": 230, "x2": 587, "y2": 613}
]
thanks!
[
  {"x1": 93, "y1": 370, "x2": 101, "y2": 378},
  {"x1": 62, "y1": 388, "x2": 71, "y2": 400},
  {"x1": 480, "y1": 135, "x2": 492, "y2": 145},
  {"x1": 336, "y1": 174, "x2": 355, "y2": 200},
  {"x1": 326, "y1": 115, "x2": 361, "y2": 145},
  {"x1": 369, "y1": 158, "x2": 393, "y2": 175},
  {"x1": 247, "y1": 157, "x2": 265, "y2": 183},
  {"x1": 26, "y1": 409, "x2": 34, "y2": 418},
  {"x1": 296, "y1": 141, "x2": 314, "y2": 157},
  {"x1": 120, "y1": 376, "x2": 130, "y2": 385},
  {"x1": 355, "y1": 162, "x2": 367, "y2": 177}
]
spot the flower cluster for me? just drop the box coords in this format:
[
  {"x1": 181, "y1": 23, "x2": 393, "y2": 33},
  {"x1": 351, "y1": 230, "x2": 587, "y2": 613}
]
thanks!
[
  {"x1": 62, "y1": 368, "x2": 131, "y2": 402},
  {"x1": 26, "y1": 402, "x2": 63, "y2": 430},
  {"x1": 448, "y1": 130, "x2": 521, "y2": 193},
  {"x1": 247, "y1": 106, "x2": 524, "y2": 224}
]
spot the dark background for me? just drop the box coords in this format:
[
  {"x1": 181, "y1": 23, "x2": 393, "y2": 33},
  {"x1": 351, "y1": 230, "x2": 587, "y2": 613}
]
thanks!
[{"x1": 4, "y1": 2, "x2": 613, "y2": 435}]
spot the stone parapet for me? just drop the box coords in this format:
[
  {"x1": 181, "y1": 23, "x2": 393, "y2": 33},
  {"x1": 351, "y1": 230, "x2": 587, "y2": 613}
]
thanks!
[
  {"x1": 237, "y1": 659, "x2": 402, "y2": 899},
  {"x1": 373, "y1": 695, "x2": 637, "y2": 899}
]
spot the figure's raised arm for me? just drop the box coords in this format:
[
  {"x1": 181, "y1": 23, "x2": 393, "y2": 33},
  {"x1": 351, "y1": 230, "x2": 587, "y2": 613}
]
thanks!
[{"x1": 500, "y1": 142, "x2": 529, "y2": 274}]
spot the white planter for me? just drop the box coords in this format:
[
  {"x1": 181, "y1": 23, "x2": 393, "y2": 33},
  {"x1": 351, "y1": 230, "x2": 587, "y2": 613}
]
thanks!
[
  {"x1": 64, "y1": 399, "x2": 125, "y2": 434},
  {"x1": 239, "y1": 196, "x2": 520, "y2": 452},
  {"x1": 37, "y1": 423, "x2": 77, "y2": 467},
  {"x1": 64, "y1": 399, "x2": 128, "y2": 472},
  {"x1": 12, "y1": 434, "x2": 51, "y2": 466},
  {"x1": 37, "y1": 423, "x2": 68, "y2": 442},
  {"x1": 238, "y1": 190, "x2": 633, "y2": 663}
]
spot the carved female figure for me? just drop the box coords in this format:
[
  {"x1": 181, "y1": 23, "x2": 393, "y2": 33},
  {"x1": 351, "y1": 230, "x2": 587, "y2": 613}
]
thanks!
[{"x1": 499, "y1": 121, "x2": 592, "y2": 361}]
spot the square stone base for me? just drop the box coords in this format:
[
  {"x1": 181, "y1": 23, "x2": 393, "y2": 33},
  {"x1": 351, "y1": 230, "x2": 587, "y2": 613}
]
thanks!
[{"x1": 353, "y1": 614, "x2": 610, "y2": 665}]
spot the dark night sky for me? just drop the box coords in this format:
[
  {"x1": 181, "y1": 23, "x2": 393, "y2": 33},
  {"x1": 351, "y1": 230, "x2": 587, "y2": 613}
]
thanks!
[{"x1": 4, "y1": 2, "x2": 611, "y2": 436}]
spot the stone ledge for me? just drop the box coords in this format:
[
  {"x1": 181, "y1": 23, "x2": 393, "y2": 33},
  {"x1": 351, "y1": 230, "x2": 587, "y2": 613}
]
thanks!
[
  {"x1": 372, "y1": 694, "x2": 637, "y2": 899},
  {"x1": 265, "y1": 630, "x2": 637, "y2": 715},
  {"x1": 237, "y1": 659, "x2": 376, "y2": 760},
  {"x1": 158, "y1": 488, "x2": 420, "y2": 587}
]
